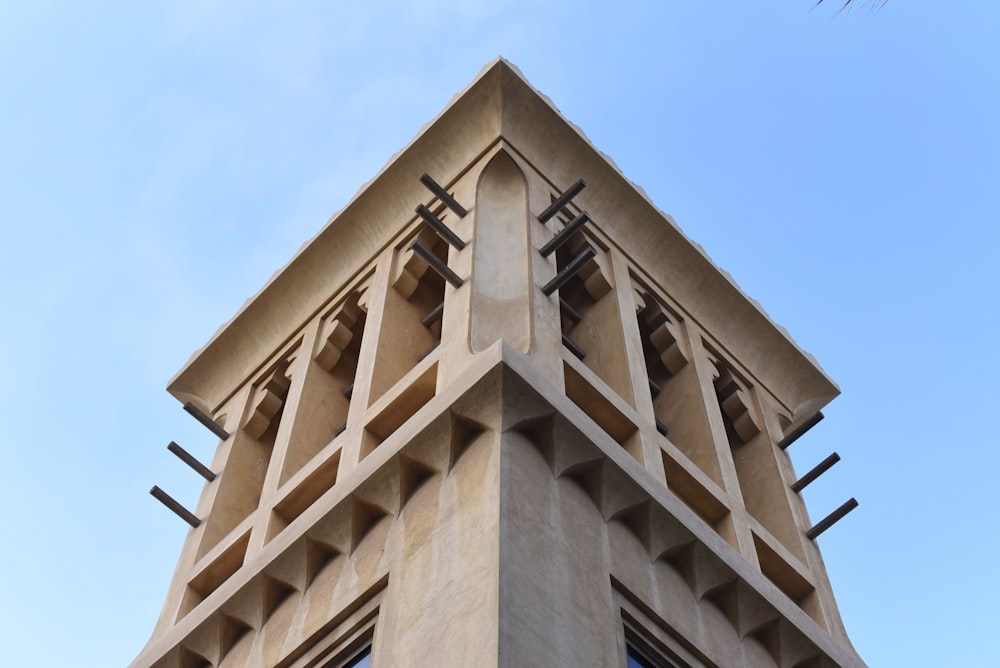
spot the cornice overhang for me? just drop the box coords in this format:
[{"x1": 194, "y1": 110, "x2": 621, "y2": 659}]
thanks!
[{"x1": 168, "y1": 58, "x2": 837, "y2": 415}]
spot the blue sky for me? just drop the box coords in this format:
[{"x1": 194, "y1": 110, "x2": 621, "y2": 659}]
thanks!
[{"x1": 1, "y1": 2, "x2": 997, "y2": 666}]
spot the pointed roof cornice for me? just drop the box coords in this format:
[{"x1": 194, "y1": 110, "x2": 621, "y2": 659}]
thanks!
[{"x1": 169, "y1": 59, "x2": 837, "y2": 415}]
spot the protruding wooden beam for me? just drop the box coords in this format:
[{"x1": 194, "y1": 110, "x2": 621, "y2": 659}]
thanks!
[
  {"x1": 167, "y1": 441, "x2": 215, "y2": 482},
  {"x1": 420, "y1": 174, "x2": 467, "y2": 217},
  {"x1": 415, "y1": 204, "x2": 466, "y2": 250},
  {"x1": 538, "y1": 179, "x2": 586, "y2": 223},
  {"x1": 561, "y1": 334, "x2": 586, "y2": 360},
  {"x1": 778, "y1": 411, "x2": 824, "y2": 450},
  {"x1": 183, "y1": 402, "x2": 230, "y2": 440},
  {"x1": 791, "y1": 452, "x2": 840, "y2": 493},
  {"x1": 542, "y1": 245, "x2": 596, "y2": 296},
  {"x1": 421, "y1": 301, "x2": 444, "y2": 328},
  {"x1": 559, "y1": 297, "x2": 582, "y2": 325},
  {"x1": 417, "y1": 339, "x2": 440, "y2": 363},
  {"x1": 150, "y1": 485, "x2": 201, "y2": 528},
  {"x1": 806, "y1": 498, "x2": 858, "y2": 540},
  {"x1": 648, "y1": 378, "x2": 662, "y2": 399},
  {"x1": 410, "y1": 239, "x2": 464, "y2": 288},
  {"x1": 539, "y1": 211, "x2": 590, "y2": 257}
]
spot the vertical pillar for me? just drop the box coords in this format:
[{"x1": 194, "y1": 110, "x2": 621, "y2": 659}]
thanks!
[
  {"x1": 610, "y1": 250, "x2": 667, "y2": 485},
  {"x1": 338, "y1": 249, "x2": 394, "y2": 479},
  {"x1": 687, "y1": 334, "x2": 759, "y2": 566}
]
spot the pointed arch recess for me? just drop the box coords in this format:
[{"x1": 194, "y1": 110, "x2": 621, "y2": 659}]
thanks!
[{"x1": 471, "y1": 150, "x2": 532, "y2": 353}]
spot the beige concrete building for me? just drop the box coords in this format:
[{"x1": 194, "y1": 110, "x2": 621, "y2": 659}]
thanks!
[{"x1": 133, "y1": 59, "x2": 865, "y2": 668}]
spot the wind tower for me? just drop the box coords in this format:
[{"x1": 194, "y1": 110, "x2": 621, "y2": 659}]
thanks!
[{"x1": 135, "y1": 59, "x2": 865, "y2": 668}]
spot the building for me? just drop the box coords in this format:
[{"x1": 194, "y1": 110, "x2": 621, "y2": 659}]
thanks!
[{"x1": 133, "y1": 59, "x2": 865, "y2": 668}]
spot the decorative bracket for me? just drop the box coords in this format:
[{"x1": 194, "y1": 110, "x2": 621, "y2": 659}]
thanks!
[
  {"x1": 710, "y1": 359, "x2": 759, "y2": 444},
  {"x1": 314, "y1": 284, "x2": 369, "y2": 372},
  {"x1": 243, "y1": 361, "x2": 292, "y2": 439}
]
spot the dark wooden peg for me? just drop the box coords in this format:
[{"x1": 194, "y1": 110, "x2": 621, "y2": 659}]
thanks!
[
  {"x1": 150, "y1": 485, "x2": 201, "y2": 528},
  {"x1": 538, "y1": 179, "x2": 586, "y2": 223},
  {"x1": 183, "y1": 402, "x2": 230, "y2": 440},
  {"x1": 806, "y1": 498, "x2": 858, "y2": 540},
  {"x1": 421, "y1": 301, "x2": 444, "y2": 328},
  {"x1": 415, "y1": 204, "x2": 466, "y2": 250},
  {"x1": 410, "y1": 239, "x2": 464, "y2": 288},
  {"x1": 167, "y1": 441, "x2": 215, "y2": 482},
  {"x1": 778, "y1": 411, "x2": 824, "y2": 450},
  {"x1": 791, "y1": 452, "x2": 840, "y2": 493},
  {"x1": 420, "y1": 174, "x2": 467, "y2": 217},
  {"x1": 542, "y1": 245, "x2": 596, "y2": 296},
  {"x1": 562, "y1": 334, "x2": 586, "y2": 360},
  {"x1": 539, "y1": 212, "x2": 590, "y2": 257}
]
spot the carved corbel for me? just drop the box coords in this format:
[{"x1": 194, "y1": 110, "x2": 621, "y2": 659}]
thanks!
[
  {"x1": 566, "y1": 234, "x2": 613, "y2": 301},
  {"x1": 634, "y1": 288, "x2": 689, "y2": 375},
  {"x1": 243, "y1": 361, "x2": 292, "y2": 439},
  {"x1": 314, "y1": 282, "x2": 371, "y2": 372},
  {"x1": 710, "y1": 357, "x2": 760, "y2": 444},
  {"x1": 392, "y1": 228, "x2": 440, "y2": 298}
]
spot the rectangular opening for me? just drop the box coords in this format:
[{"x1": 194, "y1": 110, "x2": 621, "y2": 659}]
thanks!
[
  {"x1": 371, "y1": 229, "x2": 447, "y2": 404},
  {"x1": 282, "y1": 286, "x2": 370, "y2": 486},
  {"x1": 752, "y1": 532, "x2": 825, "y2": 629},
  {"x1": 563, "y1": 359, "x2": 640, "y2": 461},
  {"x1": 178, "y1": 529, "x2": 251, "y2": 621},
  {"x1": 661, "y1": 450, "x2": 727, "y2": 524},
  {"x1": 269, "y1": 449, "x2": 342, "y2": 542},
  {"x1": 704, "y1": 347, "x2": 806, "y2": 561},
  {"x1": 363, "y1": 362, "x2": 438, "y2": 460},
  {"x1": 634, "y1": 283, "x2": 723, "y2": 487},
  {"x1": 554, "y1": 231, "x2": 634, "y2": 406},
  {"x1": 660, "y1": 448, "x2": 738, "y2": 551},
  {"x1": 197, "y1": 351, "x2": 296, "y2": 560}
]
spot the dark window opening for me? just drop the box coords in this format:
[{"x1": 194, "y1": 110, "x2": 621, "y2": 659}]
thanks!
[{"x1": 628, "y1": 643, "x2": 677, "y2": 668}]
